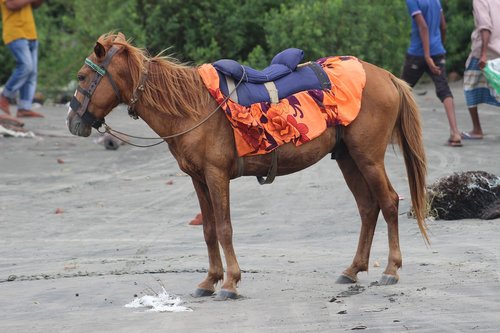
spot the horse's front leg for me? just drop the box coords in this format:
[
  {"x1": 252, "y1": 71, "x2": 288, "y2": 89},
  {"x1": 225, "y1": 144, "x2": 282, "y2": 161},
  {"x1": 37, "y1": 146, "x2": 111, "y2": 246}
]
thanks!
[
  {"x1": 206, "y1": 172, "x2": 241, "y2": 299},
  {"x1": 191, "y1": 179, "x2": 224, "y2": 297}
]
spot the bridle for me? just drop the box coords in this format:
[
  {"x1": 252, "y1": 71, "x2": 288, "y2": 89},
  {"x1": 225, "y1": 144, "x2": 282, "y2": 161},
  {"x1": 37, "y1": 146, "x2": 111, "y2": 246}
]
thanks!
[{"x1": 70, "y1": 45, "x2": 124, "y2": 130}]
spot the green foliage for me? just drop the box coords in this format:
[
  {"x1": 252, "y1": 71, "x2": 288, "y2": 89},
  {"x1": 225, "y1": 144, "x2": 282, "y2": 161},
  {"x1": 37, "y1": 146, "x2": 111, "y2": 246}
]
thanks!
[
  {"x1": 0, "y1": 43, "x2": 14, "y2": 84},
  {"x1": 442, "y1": 0, "x2": 474, "y2": 74},
  {"x1": 33, "y1": 0, "x2": 146, "y2": 94},
  {"x1": 0, "y1": 23, "x2": 14, "y2": 83},
  {"x1": 0, "y1": 0, "x2": 474, "y2": 97},
  {"x1": 142, "y1": 0, "x2": 289, "y2": 64},
  {"x1": 263, "y1": 0, "x2": 409, "y2": 74}
]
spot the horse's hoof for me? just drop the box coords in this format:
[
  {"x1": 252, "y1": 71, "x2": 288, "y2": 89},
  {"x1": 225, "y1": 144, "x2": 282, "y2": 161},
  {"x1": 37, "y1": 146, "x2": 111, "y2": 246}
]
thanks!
[
  {"x1": 192, "y1": 288, "x2": 215, "y2": 297},
  {"x1": 336, "y1": 274, "x2": 357, "y2": 284},
  {"x1": 378, "y1": 274, "x2": 399, "y2": 285},
  {"x1": 215, "y1": 289, "x2": 239, "y2": 300}
]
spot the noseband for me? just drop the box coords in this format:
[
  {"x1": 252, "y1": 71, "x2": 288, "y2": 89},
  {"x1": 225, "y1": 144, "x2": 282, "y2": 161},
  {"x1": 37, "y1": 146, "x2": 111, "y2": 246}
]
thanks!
[{"x1": 70, "y1": 45, "x2": 122, "y2": 129}]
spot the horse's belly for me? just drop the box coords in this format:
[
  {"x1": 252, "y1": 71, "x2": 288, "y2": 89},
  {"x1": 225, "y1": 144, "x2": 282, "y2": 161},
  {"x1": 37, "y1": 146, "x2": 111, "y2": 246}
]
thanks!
[{"x1": 242, "y1": 127, "x2": 336, "y2": 176}]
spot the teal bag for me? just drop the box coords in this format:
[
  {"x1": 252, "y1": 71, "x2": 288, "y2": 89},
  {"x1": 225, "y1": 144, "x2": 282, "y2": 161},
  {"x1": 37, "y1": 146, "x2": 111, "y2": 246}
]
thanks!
[{"x1": 484, "y1": 58, "x2": 500, "y2": 95}]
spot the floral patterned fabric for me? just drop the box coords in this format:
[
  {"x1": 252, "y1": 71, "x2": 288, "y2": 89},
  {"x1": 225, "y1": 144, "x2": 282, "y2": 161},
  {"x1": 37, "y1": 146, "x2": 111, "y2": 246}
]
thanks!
[{"x1": 198, "y1": 56, "x2": 366, "y2": 156}]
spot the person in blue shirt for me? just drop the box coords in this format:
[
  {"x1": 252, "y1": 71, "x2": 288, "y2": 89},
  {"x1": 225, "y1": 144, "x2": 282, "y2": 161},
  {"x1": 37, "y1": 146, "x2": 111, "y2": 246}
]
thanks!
[{"x1": 402, "y1": 0, "x2": 463, "y2": 147}]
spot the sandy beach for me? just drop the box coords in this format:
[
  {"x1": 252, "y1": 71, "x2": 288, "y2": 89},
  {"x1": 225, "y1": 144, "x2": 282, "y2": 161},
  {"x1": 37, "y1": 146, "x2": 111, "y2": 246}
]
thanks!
[{"x1": 1, "y1": 81, "x2": 499, "y2": 332}]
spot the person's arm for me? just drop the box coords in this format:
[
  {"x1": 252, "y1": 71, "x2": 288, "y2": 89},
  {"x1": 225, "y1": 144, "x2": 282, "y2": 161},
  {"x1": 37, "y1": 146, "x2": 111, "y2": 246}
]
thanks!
[
  {"x1": 473, "y1": 0, "x2": 492, "y2": 69},
  {"x1": 440, "y1": 11, "x2": 447, "y2": 44},
  {"x1": 479, "y1": 29, "x2": 491, "y2": 69},
  {"x1": 414, "y1": 13, "x2": 441, "y2": 75},
  {"x1": 5, "y1": 0, "x2": 43, "y2": 11},
  {"x1": 31, "y1": 0, "x2": 44, "y2": 9}
]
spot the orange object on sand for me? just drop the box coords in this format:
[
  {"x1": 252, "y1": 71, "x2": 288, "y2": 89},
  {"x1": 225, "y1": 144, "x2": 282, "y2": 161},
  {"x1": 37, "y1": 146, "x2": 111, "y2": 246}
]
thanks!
[{"x1": 189, "y1": 213, "x2": 203, "y2": 225}]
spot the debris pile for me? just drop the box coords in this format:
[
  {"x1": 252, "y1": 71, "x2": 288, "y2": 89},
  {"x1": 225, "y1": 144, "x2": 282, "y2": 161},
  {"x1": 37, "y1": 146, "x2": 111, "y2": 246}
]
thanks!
[{"x1": 427, "y1": 171, "x2": 500, "y2": 220}]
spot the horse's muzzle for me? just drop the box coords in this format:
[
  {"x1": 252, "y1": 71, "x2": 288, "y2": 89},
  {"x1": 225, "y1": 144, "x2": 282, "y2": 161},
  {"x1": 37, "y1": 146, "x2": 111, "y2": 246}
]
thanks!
[{"x1": 67, "y1": 107, "x2": 92, "y2": 137}]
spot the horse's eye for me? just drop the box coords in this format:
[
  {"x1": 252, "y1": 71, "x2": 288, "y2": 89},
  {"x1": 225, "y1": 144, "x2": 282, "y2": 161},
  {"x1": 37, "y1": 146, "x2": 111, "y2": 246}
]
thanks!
[{"x1": 77, "y1": 74, "x2": 85, "y2": 82}]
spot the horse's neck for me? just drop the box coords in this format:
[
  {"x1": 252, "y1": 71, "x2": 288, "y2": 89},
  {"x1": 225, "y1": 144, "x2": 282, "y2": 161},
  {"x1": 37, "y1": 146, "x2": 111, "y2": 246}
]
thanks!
[
  {"x1": 135, "y1": 102, "x2": 187, "y2": 141},
  {"x1": 133, "y1": 65, "x2": 209, "y2": 140}
]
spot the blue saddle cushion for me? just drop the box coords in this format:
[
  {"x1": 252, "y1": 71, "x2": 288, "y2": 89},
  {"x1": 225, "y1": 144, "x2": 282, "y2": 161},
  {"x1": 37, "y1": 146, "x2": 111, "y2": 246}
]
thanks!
[
  {"x1": 214, "y1": 48, "x2": 304, "y2": 83},
  {"x1": 213, "y1": 48, "x2": 327, "y2": 106}
]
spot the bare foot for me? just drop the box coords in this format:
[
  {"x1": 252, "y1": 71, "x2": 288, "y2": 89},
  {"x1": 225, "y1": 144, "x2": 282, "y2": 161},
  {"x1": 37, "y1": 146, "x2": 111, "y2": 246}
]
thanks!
[
  {"x1": 0, "y1": 114, "x2": 24, "y2": 127},
  {"x1": 0, "y1": 94, "x2": 10, "y2": 115}
]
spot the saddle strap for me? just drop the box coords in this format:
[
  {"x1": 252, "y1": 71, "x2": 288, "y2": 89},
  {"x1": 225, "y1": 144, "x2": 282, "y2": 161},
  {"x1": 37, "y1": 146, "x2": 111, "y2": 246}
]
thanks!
[
  {"x1": 257, "y1": 149, "x2": 278, "y2": 185},
  {"x1": 226, "y1": 77, "x2": 239, "y2": 103},
  {"x1": 226, "y1": 76, "x2": 279, "y2": 104},
  {"x1": 264, "y1": 81, "x2": 279, "y2": 104},
  {"x1": 308, "y1": 62, "x2": 332, "y2": 90}
]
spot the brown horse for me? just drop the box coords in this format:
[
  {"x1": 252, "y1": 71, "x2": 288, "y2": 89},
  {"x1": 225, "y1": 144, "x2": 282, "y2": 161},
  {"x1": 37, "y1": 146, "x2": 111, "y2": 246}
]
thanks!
[{"x1": 67, "y1": 33, "x2": 427, "y2": 300}]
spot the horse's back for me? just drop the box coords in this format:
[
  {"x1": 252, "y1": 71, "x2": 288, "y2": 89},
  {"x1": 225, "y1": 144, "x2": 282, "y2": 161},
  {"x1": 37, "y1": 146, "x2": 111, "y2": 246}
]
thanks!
[
  {"x1": 343, "y1": 61, "x2": 401, "y2": 152},
  {"x1": 239, "y1": 61, "x2": 403, "y2": 177},
  {"x1": 361, "y1": 61, "x2": 400, "y2": 112}
]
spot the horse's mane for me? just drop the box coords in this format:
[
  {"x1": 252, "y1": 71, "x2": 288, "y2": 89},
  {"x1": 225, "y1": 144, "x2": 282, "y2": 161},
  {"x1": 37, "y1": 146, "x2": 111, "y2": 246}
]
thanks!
[{"x1": 98, "y1": 33, "x2": 212, "y2": 119}]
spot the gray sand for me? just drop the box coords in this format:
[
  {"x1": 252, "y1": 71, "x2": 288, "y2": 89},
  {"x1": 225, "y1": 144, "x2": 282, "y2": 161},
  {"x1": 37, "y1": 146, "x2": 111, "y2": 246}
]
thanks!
[{"x1": 1, "y1": 81, "x2": 499, "y2": 332}]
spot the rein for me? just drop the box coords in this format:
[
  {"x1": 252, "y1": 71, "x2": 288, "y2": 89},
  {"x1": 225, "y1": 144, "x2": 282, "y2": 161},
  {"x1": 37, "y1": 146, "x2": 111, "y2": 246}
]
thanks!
[
  {"x1": 72, "y1": 48, "x2": 246, "y2": 148},
  {"x1": 99, "y1": 104, "x2": 224, "y2": 148},
  {"x1": 99, "y1": 72, "x2": 245, "y2": 148}
]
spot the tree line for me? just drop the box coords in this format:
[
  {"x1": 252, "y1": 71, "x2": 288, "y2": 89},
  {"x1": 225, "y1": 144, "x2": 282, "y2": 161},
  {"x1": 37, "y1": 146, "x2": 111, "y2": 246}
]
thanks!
[{"x1": 0, "y1": 0, "x2": 473, "y2": 99}]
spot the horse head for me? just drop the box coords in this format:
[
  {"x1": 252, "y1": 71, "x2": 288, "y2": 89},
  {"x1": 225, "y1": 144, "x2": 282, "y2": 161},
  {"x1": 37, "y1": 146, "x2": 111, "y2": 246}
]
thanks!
[{"x1": 67, "y1": 33, "x2": 130, "y2": 137}]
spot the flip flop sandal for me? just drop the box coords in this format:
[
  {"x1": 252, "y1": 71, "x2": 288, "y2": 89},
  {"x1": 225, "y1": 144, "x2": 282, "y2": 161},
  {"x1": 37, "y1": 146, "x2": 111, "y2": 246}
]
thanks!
[
  {"x1": 447, "y1": 139, "x2": 463, "y2": 147},
  {"x1": 461, "y1": 132, "x2": 483, "y2": 140}
]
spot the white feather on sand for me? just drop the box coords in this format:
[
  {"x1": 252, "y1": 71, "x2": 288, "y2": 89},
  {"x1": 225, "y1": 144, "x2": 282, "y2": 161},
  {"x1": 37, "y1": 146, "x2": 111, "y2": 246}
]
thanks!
[{"x1": 125, "y1": 287, "x2": 193, "y2": 313}]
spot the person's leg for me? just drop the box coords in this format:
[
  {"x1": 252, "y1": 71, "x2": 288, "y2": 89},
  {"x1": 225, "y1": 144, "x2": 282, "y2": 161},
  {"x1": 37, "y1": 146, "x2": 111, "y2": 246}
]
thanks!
[
  {"x1": 429, "y1": 55, "x2": 462, "y2": 144},
  {"x1": 19, "y1": 40, "x2": 38, "y2": 111},
  {"x1": 2, "y1": 39, "x2": 33, "y2": 101},
  {"x1": 401, "y1": 54, "x2": 425, "y2": 88},
  {"x1": 463, "y1": 57, "x2": 494, "y2": 139},
  {"x1": 464, "y1": 106, "x2": 483, "y2": 138},
  {"x1": 17, "y1": 40, "x2": 43, "y2": 117},
  {"x1": 442, "y1": 96, "x2": 462, "y2": 143}
]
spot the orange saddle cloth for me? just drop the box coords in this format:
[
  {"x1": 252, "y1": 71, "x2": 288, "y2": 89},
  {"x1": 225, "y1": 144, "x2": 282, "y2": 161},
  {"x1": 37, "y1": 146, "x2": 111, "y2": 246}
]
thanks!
[{"x1": 198, "y1": 56, "x2": 366, "y2": 156}]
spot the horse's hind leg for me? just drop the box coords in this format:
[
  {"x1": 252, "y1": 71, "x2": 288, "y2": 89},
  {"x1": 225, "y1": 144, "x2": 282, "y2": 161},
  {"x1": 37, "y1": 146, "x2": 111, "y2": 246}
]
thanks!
[
  {"x1": 336, "y1": 151, "x2": 380, "y2": 283},
  {"x1": 378, "y1": 174, "x2": 402, "y2": 285},
  {"x1": 350, "y1": 151, "x2": 402, "y2": 285},
  {"x1": 191, "y1": 179, "x2": 224, "y2": 297}
]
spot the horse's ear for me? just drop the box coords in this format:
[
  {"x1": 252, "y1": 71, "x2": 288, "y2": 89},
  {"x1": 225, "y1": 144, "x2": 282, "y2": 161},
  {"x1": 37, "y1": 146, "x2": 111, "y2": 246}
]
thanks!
[
  {"x1": 94, "y1": 42, "x2": 106, "y2": 59},
  {"x1": 116, "y1": 32, "x2": 126, "y2": 41}
]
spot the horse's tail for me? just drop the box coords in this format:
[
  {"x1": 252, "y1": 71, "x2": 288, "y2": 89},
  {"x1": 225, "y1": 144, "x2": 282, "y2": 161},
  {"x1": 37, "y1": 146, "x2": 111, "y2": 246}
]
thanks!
[{"x1": 390, "y1": 75, "x2": 429, "y2": 244}]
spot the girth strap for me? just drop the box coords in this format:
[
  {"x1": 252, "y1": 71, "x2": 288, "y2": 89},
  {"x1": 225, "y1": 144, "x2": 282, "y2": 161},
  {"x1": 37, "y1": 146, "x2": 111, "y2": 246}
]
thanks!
[
  {"x1": 330, "y1": 125, "x2": 345, "y2": 159},
  {"x1": 236, "y1": 156, "x2": 245, "y2": 178},
  {"x1": 257, "y1": 149, "x2": 278, "y2": 185}
]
